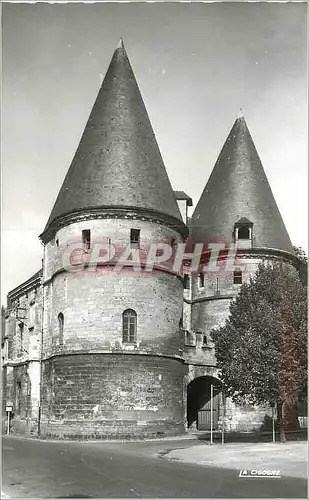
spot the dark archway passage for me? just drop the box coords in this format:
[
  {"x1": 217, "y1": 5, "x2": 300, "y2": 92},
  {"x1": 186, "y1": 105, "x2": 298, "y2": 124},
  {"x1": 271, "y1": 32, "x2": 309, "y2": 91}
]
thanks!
[{"x1": 187, "y1": 376, "x2": 222, "y2": 429}]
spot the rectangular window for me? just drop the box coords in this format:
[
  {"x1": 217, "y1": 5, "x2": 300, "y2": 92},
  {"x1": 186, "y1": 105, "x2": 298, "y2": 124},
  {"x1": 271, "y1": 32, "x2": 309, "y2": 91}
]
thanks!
[
  {"x1": 185, "y1": 330, "x2": 195, "y2": 346},
  {"x1": 82, "y1": 229, "x2": 91, "y2": 250},
  {"x1": 130, "y1": 229, "x2": 140, "y2": 247},
  {"x1": 199, "y1": 274, "x2": 205, "y2": 288},
  {"x1": 233, "y1": 271, "x2": 242, "y2": 285}
]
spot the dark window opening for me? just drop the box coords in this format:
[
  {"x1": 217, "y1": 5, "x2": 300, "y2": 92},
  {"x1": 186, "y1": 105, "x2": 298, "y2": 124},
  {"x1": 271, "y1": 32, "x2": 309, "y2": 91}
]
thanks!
[
  {"x1": 130, "y1": 229, "x2": 140, "y2": 247},
  {"x1": 18, "y1": 323, "x2": 24, "y2": 357},
  {"x1": 82, "y1": 229, "x2": 91, "y2": 250},
  {"x1": 16, "y1": 381, "x2": 21, "y2": 412},
  {"x1": 238, "y1": 226, "x2": 250, "y2": 239},
  {"x1": 202, "y1": 335, "x2": 207, "y2": 346},
  {"x1": 179, "y1": 316, "x2": 183, "y2": 329},
  {"x1": 56, "y1": 239, "x2": 59, "y2": 247},
  {"x1": 185, "y1": 330, "x2": 195, "y2": 346},
  {"x1": 122, "y1": 309, "x2": 137, "y2": 343},
  {"x1": 184, "y1": 275, "x2": 190, "y2": 289},
  {"x1": 199, "y1": 274, "x2": 205, "y2": 288},
  {"x1": 234, "y1": 271, "x2": 242, "y2": 285},
  {"x1": 58, "y1": 313, "x2": 64, "y2": 345}
]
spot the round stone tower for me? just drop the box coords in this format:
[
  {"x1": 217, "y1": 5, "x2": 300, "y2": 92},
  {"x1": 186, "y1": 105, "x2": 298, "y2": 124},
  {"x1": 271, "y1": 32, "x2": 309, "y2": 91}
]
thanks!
[
  {"x1": 185, "y1": 114, "x2": 298, "y2": 432},
  {"x1": 39, "y1": 40, "x2": 188, "y2": 439}
]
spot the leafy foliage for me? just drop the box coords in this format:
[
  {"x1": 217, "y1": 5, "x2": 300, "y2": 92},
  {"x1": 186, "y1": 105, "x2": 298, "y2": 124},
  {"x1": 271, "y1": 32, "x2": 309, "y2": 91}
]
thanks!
[{"x1": 211, "y1": 262, "x2": 307, "y2": 438}]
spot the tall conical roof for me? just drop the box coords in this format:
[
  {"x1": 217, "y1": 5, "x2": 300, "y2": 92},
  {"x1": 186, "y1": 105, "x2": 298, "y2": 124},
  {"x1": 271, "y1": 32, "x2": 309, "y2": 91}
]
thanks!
[
  {"x1": 191, "y1": 116, "x2": 294, "y2": 253},
  {"x1": 41, "y1": 40, "x2": 184, "y2": 241}
]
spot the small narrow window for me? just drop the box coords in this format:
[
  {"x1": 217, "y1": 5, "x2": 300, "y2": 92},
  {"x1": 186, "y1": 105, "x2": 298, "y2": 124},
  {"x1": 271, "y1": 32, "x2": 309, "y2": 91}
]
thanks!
[
  {"x1": 82, "y1": 229, "x2": 91, "y2": 250},
  {"x1": 199, "y1": 274, "x2": 205, "y2": 288},
  {"x1": 130, "y1": 229, "x2": 140, "y2": 247},
  {"x1": 58, "y1": 313, "x2": 64, "y2": 345},
  {"x1": 122, "y1": 309, "x2": 137, "y2": 343},
  {"x1": 202, "y1": 334, "x2": 207, "y2": 346},
  {"x1": 184, "y1": 275, "x2": 190, "y2": 290},
  {"x1": 233, "y1": 270, "x2": 242, "y2": 285},
  {"x1": 56, "y1": 239, "x2": 59, "y2": 247}
]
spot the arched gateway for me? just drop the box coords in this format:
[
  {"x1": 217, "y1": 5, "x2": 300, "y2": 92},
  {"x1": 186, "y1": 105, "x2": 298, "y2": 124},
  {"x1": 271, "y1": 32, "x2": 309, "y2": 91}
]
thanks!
[
  {"x1": 187, "y1": 375, "x2": 223, "y2": 430},
  {"x1": 185, "y1": 366, "x2": 223, "y2": 431}
]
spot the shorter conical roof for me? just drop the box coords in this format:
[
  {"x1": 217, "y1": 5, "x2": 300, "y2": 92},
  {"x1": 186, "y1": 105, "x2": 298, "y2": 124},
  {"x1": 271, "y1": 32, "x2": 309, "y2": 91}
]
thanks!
[
  {"x1": 191, "y1": 117, "x2": 294, "y2": 253},
  {"x1": 41, "y1": 40, "x2": 184, "y2": 240}
]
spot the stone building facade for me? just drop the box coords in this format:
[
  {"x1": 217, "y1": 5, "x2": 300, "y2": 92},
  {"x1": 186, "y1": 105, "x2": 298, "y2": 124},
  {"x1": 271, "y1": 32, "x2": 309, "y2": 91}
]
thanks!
[{"x1": 1, "y1": 41, "x2": 299, "y2": 438}]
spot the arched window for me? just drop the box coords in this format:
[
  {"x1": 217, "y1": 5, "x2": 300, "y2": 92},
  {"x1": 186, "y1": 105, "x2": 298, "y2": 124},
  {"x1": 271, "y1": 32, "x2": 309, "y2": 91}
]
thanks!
[
  {"x1": 234, "y1": 217, "x2": 253, "y2": 246},
  {"x1": 122, "y1": 309, "x2": 137, "y2": 343},
  {"x1": 238, "y1": 226, "x2": 250, "y2": 239},
  {"x1": 58, "y1": 313, "x2": 64, "y2": 345}
]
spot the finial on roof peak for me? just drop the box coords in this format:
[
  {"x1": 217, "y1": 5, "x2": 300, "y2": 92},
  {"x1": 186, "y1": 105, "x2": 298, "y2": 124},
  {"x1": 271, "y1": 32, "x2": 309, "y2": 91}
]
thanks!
[
  {"x1": 238, "y1": 108, "x2": 244, "y2": 119},
  {"x1": 118, "y1": 38, "x2": 124, "y2": 49}
]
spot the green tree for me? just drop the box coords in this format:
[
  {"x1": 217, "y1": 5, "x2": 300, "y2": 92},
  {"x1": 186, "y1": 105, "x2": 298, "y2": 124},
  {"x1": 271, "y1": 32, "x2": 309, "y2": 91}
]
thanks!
[{"x1": 211, "y1": 262, "x2": 307, "y2": 442}]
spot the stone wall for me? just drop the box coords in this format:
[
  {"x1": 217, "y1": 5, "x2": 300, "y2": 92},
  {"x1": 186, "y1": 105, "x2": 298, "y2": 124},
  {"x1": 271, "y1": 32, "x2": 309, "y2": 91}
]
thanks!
[
  {"x1": 43, "y1": 218, "x2": 183, "y2": 281},
  {"x1": 183, "y1": 253, "x2": 296, "y2": 433},
  {"x1": 40, "y1": 353, "x2": 186, "y2": 438},
  {"x1": 42, "y1": 218, "x2": 184, "y2": 359},
  {"x1": 3, "y1": 278, "x2": 43, "y2": 436},
  {"x1": 219, "y1": 397, "x2": 272, "y2": 433},
  {"x1": 39, "y1": 216, "x2": 187, "y2": 438},
  {"x1": 42, "y1": 269, "x2": 183, "y2": 358}
]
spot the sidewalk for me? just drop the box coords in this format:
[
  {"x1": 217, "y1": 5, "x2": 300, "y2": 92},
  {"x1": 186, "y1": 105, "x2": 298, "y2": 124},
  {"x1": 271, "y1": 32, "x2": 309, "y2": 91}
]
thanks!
[{"x1": 162, "y1": 441, "x2": 308, "y2": 479}]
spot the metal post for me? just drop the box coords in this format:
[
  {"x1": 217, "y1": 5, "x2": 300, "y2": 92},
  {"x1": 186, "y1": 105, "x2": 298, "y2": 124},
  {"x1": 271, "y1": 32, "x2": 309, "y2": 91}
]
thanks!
[
  {"x1": 7, "y1": 411, "x2": 10, "y2": 435},
  {"x1": 221, "y1": 388, "x2": 225, "y2": 444},
  {"x1": 210, "y1": 384, "x2": 213, "y2": 445},
  {"x1": 272, "y1": 406, "x2": 275, "y2": 443}
]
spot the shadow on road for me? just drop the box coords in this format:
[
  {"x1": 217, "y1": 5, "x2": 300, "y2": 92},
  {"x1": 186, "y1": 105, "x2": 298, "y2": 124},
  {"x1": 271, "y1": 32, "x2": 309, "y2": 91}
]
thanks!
[
  {"x1": 54, "y1": 496, "x2": 94, "y2": 499},
  {"x1": 195, "y1": 429, "x2": 308, "y2": 443}
]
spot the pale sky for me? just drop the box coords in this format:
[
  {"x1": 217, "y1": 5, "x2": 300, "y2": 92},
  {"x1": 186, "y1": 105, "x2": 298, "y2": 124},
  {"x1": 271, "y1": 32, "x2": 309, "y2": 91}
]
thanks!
[{"x1": 2, "y1": 1, "x2": 308, "y2": 301}]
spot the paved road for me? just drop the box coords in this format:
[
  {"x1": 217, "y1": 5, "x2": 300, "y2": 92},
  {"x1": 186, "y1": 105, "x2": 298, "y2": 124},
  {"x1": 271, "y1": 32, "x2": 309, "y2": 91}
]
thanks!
[{"x1": 2, "y1": 436, "x2": 307, "y2": 498}]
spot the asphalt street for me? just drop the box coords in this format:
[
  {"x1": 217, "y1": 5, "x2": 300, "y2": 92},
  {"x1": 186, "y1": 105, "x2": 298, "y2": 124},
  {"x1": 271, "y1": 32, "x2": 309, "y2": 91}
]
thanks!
[{"x1": 2, "y1": 436, "x2": 307, "y2": 498}]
